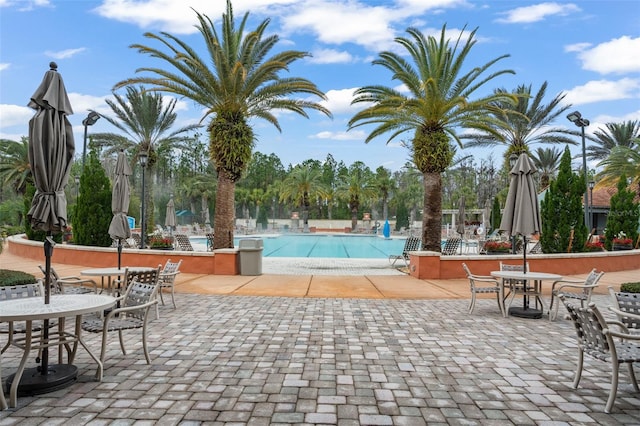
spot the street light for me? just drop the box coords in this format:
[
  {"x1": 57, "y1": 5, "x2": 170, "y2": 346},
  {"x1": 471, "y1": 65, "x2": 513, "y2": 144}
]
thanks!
[
  {"x1": 139, "y1": 151, "x2": 148, "y2": 249},
  {"x1": 588, "y1": 180, "x2": 595, "y2": 233},
  {"x1": 566, "y1": 111, "x2": 590, "y2": 231},
  {"x1": 81, "y1": 111, "x2": 100, "y2": 172}
]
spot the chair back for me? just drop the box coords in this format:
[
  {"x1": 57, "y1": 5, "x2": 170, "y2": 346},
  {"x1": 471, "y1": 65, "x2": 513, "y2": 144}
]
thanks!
[
  {"x1": 442, "y1": 238, "x2": 461, "y2": 255},
  {"x1": 38, "y1": 265, "x2": 64, "y2": 294},
  {"x1": 206, "y1": 233, "x2": 215, "y2": 252},
  {"x1": 499, "y1": 262, "x2": 529, "y2": 272},
  {"x1": 0, "y1": 282, "x2": 44, "y2": 301},
  {"x1": 174, "y1": 234, "x2": 194, "y2": 251},
  {"x1": 579, "y1": 269, "x2": 605, "y2": 296},
  {"x1": 162, "y1": 259, "x2": 182, "y2": 275},
  {"x1": 402, "y1": 237, "x2": 421, "y2": 258},
  {"x1": 122, "y1": 278, "x2": 161, "y2": 320},
  {"x1": 123, "y1": 267, "x2": 160, "y2": 293},
  {"x1": 561, "y1": 297, "x2": 612, "y2": 358},
  {"x1": 609, "y1": 288, "x2": 640, "y2": 330}
]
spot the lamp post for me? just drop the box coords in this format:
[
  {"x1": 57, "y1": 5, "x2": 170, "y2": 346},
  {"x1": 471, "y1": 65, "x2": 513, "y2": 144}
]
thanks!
[
  {"x1": 566, "y1": 111, "x2": 590, "y2": 231},
  {"x1": 588, "y1": 180, "x2": 595, "y2": 233},
  {"x1": 81, "y1": 111, "x2": 100, "y2": 172},
  {"x1": 74, "y1": 175, "x2": 80, "y2": 202},
  {"x1": 139, "y1": 151, "x2": 148, "y2": 249}
]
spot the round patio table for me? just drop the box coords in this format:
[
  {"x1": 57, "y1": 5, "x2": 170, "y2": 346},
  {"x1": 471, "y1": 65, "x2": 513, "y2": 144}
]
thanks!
[
  {"x1": 490, "y1": 271, "x2": 562, "y2": 319},
  {"x1": 0, "y1": 294, "x2": 116, "y2": 408}
]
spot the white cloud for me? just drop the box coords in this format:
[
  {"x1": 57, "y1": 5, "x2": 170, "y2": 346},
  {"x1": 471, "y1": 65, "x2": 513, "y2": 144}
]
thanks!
[
  {"x1": 308, "y1": 49, "x2": 354, "y2": 65},
  {"x1": 45, "y1": 48, "x2": 86, "y2": 60},
  {"x1": 593, "y1": 110, "x2": 640, "y2": 125},
  {"x1": 0, "y1": 104, "x2": 33, "y2": 128},
  {"x1": 576, "y1": 36, "x2": 640, "y2": 74},
  {"x1": 93, "y1": 0, "x2": 296, "y2": 34},
  {"x1": 0, "y1": 63, "x2": 9, "y2": 71},
  {"x1": 564, "y1": 42, "x2": 591, "y2": 53},
  {"x1": 496, "y1": 2, "x2": 580, "y2": 24},
  {"x1": 321, "y1": 88, "x2": 364, "y2": 115},
  {"x1": 562, "y1": 78, "x2": 640, "y2": 105},
  {"x1": 312, "y1": 129, "x2": 366, "y2": 141}
]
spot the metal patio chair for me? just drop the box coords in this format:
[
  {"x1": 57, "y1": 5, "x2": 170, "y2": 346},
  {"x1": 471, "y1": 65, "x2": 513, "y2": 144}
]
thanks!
[
  {"x1": 388, "y1": 236, "x2": 421, "y2": 268},
  {"x1": 548, "y1": 268, "x2": 604, "y2": 321},
  {"x1": 561, "y1": 296, "x2": 640, "y2": 413}
]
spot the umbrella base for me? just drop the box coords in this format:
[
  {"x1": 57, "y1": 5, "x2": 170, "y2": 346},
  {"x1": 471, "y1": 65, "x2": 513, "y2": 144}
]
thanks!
[
  {"x1": 509, "y1": 306, "x2": 543, "y2": 319},
  {"x1": 5, "y1": 364, "x2": 78, "y2": 396}
]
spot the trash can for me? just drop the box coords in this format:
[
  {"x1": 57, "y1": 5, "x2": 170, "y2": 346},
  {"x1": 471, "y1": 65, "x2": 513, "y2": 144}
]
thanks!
[{"x1": 238, "y1": 238, "x2": 263, "y2": 275}]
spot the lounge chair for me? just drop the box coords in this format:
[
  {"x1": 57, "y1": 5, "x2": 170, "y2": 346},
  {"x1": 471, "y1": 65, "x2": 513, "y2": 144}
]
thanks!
[
  {"x1": 389, "y1": 236, "x2": 421, "y2": 268},
  {"x1": 206, "y1": 233, "x2": 215, "y2": 251},
  {"x1": 441, "y1": 238, "x2": 461, "y2": 255},
  {"x1": 174, "y1": 234, "x2": 194, "y2": 251}
]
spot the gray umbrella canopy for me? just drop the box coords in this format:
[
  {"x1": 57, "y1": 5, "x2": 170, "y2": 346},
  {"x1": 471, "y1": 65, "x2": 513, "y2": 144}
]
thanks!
[
  {"x1": 108, "y1": 150, "x2": 132, "y2": 268},
  {"x1": 165, "y1": 198, "x2": 177, "y2": 230},
  {"x1": 500, "y1": 153, "x2": 542, "y2": 237},
  {"x1": 26, "y1": 62, "x2": 75, "y2": 379},
  {"x1": 27, "y1": 62, "x2": 74, "y2": 233},
  {"x1": 499, "y1": 153, "x2": 542, "y2": 270},
  {"x1": 108, "y1": 150, "x2": 132, "y2": 241}
]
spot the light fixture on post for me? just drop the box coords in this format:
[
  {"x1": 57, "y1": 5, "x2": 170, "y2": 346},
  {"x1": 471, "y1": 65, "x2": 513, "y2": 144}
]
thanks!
[
  {"x1": 588, "y1": 180, "x2": 595, "y2": 233},
  {"x1": 139, "y1": 151, "x2": 148, "y2": 249},
  {"x1": 81, "y1": 111, "x2": 100, "y2": 172},
  {"x1": 566, "y1": 111, "x2": 590, "y2": 231}
]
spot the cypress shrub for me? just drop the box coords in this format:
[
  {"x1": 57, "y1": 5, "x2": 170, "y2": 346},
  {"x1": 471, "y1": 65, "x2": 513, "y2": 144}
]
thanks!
[
  {"x1": 73, "y1": 150, "x2": 113, "y2": 247},
  {"x1": 540, "y1": 147, "x2": 588, "y2": 253},
  {"x1": 603, "y1": 174, "x2": 639, "y2": 250}
]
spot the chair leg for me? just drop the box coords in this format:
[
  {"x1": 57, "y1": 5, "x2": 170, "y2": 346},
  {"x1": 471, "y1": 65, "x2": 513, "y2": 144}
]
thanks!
[
  {"x1": 573, "y1": 349, "x2": 584, "y2": 389},
  {"x1": 468, "y1": 291, "x2": 476, "y2": 314},
  {"x1": 118, "y1": 330, "x2": 127, "y2": 355},
  {"x1": 100, "y1": 328, "x2": 109, "y2": 364},
  {"x1": 605, "y1": 360, "x2": 620, "y2": 413},
  {"x1": 170, "y1": 286, "x2": 176, "y2": 309},
  {"x1": 628, "y1": 362, "x2": 639, "y2": 392},
  {"x1": 0, "y1": 355, "x2": 7, "y2": 410},
  {"x1": 495, "y1": 292, "x2": 505, "y2": 317}
]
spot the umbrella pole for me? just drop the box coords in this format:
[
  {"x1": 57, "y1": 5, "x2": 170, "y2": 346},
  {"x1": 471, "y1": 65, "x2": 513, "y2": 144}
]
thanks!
[
  {"x1": 117, "y1": 239, "x2": 122, "y2": 269},
  {"x1": 41, "y1": 235, "x2": 54, "y2": 375}
]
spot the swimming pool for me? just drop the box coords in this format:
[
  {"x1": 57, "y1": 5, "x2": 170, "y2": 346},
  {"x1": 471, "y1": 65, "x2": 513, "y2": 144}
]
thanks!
[{"x1": 190, "y1": 234, "x2": 408, "y2": 259}]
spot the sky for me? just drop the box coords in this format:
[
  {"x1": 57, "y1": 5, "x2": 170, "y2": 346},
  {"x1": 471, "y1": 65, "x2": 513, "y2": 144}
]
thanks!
[{"x1": 1, "y1": 0, "x2": 639, "y2": 172}]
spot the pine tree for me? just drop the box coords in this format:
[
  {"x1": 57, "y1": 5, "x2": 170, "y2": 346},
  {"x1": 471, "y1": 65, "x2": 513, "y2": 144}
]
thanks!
[
  {"x1": 73, "y1": 150, "x2": 113, "y2": 247},
  {"x1": 540, "y1": 147, "x2": 588, "y2": 252},
  {"x1": 490, "y1": 197, "x2": 501, "y2": 232},
  {"x1": 603, "y1": 174, "x2": 639, "y2": 250}
]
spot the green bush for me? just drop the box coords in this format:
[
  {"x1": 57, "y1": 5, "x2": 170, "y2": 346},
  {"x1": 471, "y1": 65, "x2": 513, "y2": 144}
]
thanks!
[
  {"x1": 0, "y1": 269, "x2": 37, "y2": 287},
  {"x1": 620, "y1": 282, "x2": 640, "y2": 293}
]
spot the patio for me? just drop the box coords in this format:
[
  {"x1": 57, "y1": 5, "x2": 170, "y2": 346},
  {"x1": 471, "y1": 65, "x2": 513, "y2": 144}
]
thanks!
[{"x1": 1, "y1": 251, "x2": 639, "y2": 424}]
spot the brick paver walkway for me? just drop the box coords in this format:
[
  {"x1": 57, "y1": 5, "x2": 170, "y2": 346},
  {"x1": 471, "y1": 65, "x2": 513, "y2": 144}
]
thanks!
[{"x1": 1, "y1": 293, "x2": 639, "y2": 425}]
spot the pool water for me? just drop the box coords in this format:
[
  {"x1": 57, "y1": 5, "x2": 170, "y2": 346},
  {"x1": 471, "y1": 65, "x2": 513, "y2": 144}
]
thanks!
[{"x1": 190, "y1": 234, "x2": 408, "y2": 259}]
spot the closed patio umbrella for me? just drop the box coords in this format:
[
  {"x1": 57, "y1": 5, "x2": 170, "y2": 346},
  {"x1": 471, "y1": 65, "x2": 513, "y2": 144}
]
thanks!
[
  {"x1": 499, "y1": 153, "x2": 542, "y2": 317},
  {"x1": 25, "y1": 62, "x2": 76, "y2": 389},
  {"x1": 108, "y1": 150, "x2": 132, "y2": 268},
  {"x1": 165, "y1": 197, "x2": 176, "y2": 234}
]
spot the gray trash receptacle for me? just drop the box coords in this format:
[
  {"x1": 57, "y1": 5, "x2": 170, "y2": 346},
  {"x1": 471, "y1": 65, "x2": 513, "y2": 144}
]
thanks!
[{"x1": 238, "y1": 238, "x2": 263, "y2": 275}]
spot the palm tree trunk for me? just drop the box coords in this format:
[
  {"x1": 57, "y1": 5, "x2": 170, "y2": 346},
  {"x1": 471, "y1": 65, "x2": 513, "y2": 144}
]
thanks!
[
  {"x1": 214, "y1": 171, "x2": 235, "y2": 249},
  {"x1": 422, "y1": 171, "x2": 442, "y2": 251}
]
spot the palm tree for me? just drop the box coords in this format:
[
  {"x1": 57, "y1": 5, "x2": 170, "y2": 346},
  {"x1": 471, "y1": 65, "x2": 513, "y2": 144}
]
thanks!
[
  {"x1": 374, "y1": 166, "x2": 395, "y2": 221},
  {"x1": 280, "y1": 164, "x2": 327, "y2": 230},
  {"x1": 113, "y1": 1, "x2": 331, "y2": 248},
  {"x1": 348, "y1": 25, "x2": 515, "y2": 251},
  {"x1": 463, "y1": 82, "x2": 577, "y2": 159},
  {"x1": 335, "y1": 162, "x2": 378, "y2": 230},
  {"x1": 90, "y1": 86, "x2": 199, "y2": 237},
  {"x1": 0, "y1": 137, "x2": 31, "y2": 195},
  {"x1": 586, "y1": 121, "x2": 639, "y2": 161},
  {"x1": 597, "y1": 145, "x2": 640, "y2": 193},
  {"x1": 531, "y1": 146, "x2": 562, "y2": 189}
]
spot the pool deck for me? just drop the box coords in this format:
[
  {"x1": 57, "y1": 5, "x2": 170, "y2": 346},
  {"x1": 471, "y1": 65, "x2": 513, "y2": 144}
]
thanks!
[
  {"x1": 0, "y1": 251, "x2": 635, "y2": 299},
  {"x1": 2, "y1": 250, "x2": 640, "y2": 423}
]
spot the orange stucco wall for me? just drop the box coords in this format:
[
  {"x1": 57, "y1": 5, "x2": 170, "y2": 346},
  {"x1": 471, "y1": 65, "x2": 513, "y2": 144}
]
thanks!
[
  {"x1": 409, "y1": 250, "x2": 640, "y2": 279},
  {"x1": 6, "y1": 235, "x2": 239, "y2": 275}
]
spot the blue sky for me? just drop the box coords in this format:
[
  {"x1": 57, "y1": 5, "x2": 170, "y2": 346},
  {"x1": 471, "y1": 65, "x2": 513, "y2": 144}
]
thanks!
[{"x1": 1, "y1": 0, "x2": 639, "y2": 172}]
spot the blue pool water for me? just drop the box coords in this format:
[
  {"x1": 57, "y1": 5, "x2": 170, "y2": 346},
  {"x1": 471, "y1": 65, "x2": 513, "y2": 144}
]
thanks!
[{"x1": 190, "y1": 234, "x2": 408, "y2": 259}]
